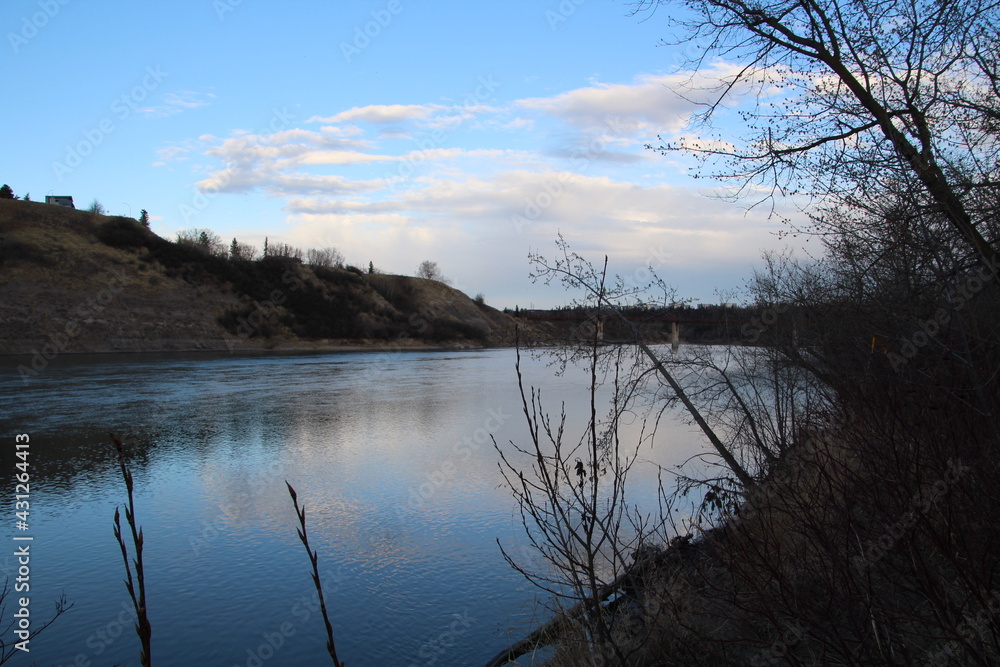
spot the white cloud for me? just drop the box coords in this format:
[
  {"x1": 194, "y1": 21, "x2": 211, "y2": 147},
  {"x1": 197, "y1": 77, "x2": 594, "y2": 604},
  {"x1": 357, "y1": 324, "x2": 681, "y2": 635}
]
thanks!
[
  {"x1": 268, "y1": 168, "x2": 789, "y2": 306},
  {"x1": 180, "y1": 66, "x2": 798, "y2": 305},
  {"x1": 153, "y1": 136, "x2": 216, "y2": 167},
  {"x1": 309, "y1": 104, "x2": 442, "y2": 124},
  {"x1": 280, "y1": 169, "x2": 781, "y2": 265},
  {"x1": 197, "y1": 168, "x2": 384, "y2": 196},
  {"x1": 152, "y1": 145, "x2": 190, "y2": 167},
  {"x1": 517, "y1": 63, "x2": 753, "y2": 138},
  {"x1": 198, "y1": 127, "x2": 374, "y2": 178},
  {"x1": 296, "y1": 150, "x2": 399, "y2": 166},
  {"x1": 138, "y1": 90, "x2": 216, "y2": 118},
  {"x1": 503, "y1": 118, "x2": 534, "y2": 130}
]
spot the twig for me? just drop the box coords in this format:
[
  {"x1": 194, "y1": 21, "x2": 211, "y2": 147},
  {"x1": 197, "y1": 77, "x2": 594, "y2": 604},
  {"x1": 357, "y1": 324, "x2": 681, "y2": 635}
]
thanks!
[
  {"x1": 286, "y1": 482, "x2": 344, "y2": 666},
  {"x1": 484, "y1": 548, "x2": 670, "y2": 667},
  {"x1": 0, "y1": 579, "x2": 72, "y2": 664},
  {"x1": 110, "y1": 433, "x2": 152, "y2": 667}
]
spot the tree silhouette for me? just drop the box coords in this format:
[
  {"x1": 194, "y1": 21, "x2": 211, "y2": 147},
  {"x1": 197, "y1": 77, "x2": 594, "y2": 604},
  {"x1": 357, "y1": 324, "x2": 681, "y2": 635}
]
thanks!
[
  {"x1": 641, "y1": 0, "x2": 1000, "y2": 274},
  {"x1": 417, "y1": 260, "x2": 450, "y2": 284}
]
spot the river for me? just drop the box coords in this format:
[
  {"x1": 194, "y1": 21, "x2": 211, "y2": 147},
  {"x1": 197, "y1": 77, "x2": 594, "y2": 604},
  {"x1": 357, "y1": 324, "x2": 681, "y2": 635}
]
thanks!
[{"x1": 0, "y1": 347, "x2": 705, "y2": 666}]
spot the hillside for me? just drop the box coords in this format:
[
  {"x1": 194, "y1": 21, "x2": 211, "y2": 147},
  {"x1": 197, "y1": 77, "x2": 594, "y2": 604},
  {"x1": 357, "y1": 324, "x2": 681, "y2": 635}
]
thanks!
[{"x1": 0, "y1": 199, "x2": 520, "y2": 356}]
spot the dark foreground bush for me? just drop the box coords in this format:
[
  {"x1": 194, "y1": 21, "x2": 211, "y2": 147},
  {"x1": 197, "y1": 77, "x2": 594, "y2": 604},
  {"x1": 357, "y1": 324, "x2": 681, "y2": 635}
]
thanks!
[{"x1": 96, "y1": 217, "x2": 153, "y2": 248}]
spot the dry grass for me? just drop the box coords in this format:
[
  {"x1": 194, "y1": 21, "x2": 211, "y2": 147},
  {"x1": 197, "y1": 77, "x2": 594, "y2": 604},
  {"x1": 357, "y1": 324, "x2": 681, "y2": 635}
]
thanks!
[
  {"x1": 540, "y1": 396, "x2": 1000, "y2": 666},
  {"x1": 0, "y1": 198, "x2": 521, "y2": 353}
]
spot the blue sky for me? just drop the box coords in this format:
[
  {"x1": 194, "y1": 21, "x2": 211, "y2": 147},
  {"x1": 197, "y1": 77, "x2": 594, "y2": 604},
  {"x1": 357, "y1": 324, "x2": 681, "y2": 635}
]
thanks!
[{"x1": 5, "y1": 0, "x2": 804, "y2": 308}]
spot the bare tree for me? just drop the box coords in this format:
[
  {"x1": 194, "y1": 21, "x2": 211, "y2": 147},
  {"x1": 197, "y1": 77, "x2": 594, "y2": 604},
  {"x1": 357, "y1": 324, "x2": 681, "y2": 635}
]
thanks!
[
  {"x1": 306, "y1": 247, "x2": 345, "y2": 268},
  {"x1": 495, "y1": 266, "x2": 665, "y2": 664},
  {"x1": 529, "y1": 237, "x2": 757, "y2": 488},
  {"x1": 229, "y1": 238, "x2": 259, "y2": 262},
  {"x1": 640, "y1": 0, "x2": 1000, "y2": 275},
  {"x1": 265, "y1": 241, "x2": 304, "y2": 262},
  {"x1": 176, "y1": 228, "x2": 227, "y2": 257},
  {"x1": 493, "y1": 239, "x2": 767, "y2": 663},
  {"x1": 416, "y1": 260, "x2": 450, "y2": 284},
  {"x1": 500, "y1": 220, "x2": 1000, "y2": 663}
]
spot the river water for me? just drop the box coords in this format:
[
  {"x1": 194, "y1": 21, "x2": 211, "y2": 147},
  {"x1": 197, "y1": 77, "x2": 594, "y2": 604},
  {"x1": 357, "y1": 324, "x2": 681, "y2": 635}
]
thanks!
[{"x1": 0, "y1": 347, "x2": 704, "y2": 666}]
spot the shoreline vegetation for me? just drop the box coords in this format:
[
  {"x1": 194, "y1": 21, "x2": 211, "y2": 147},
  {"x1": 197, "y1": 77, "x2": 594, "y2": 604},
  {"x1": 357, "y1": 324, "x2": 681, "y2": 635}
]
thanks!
[
  {"x1": 0, "y1": 198, "x2": 759, "y2": 361},
  {"x1": 484, "y1": 233, "x2": 1000, "y2": 665},
  {"x1": 495, "y1": 0, "x2": 1000, "y2": 655}
]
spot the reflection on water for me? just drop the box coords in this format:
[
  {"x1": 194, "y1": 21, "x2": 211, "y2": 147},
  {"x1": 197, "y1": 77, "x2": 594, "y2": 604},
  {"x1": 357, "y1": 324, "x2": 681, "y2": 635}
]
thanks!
[{"x1": 0, "y1": 348, "x2": 703, "y2": 665}]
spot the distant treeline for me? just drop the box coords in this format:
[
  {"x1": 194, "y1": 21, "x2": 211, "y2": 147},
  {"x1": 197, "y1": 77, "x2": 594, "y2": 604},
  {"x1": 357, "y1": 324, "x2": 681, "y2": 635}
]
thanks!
[{"x1": 508, "y1": 303, "x2": 810, "y2": 345}]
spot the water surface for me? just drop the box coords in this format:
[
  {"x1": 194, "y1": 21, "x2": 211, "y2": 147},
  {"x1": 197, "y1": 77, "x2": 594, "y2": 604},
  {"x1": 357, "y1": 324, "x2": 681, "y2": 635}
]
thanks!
[{"x1": 0, "y1": 348, "x2": 703, "y2": 666}]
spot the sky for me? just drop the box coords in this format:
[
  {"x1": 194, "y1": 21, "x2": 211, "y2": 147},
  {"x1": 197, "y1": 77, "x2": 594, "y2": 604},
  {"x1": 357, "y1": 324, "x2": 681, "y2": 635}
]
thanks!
[{"x1": 4, "y1": 0, "x2": 807, "y2": 309}]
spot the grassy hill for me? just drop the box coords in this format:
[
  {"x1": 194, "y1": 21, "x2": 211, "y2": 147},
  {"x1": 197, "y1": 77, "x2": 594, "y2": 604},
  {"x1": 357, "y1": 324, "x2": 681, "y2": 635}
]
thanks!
[{"x1": 0, "y1": 199, "x2": 519, "y2": 356}]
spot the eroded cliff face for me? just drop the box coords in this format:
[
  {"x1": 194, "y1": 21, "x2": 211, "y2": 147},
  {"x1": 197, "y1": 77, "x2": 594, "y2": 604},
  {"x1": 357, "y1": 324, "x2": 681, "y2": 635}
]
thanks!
[{"x1": 0, "y1": 199, "x2": 519, "y2": 359}]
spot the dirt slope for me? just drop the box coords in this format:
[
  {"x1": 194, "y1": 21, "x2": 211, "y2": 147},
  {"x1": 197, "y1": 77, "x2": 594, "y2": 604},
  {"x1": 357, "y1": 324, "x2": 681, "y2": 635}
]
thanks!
[{"x1": 0, "y1": 199, "x2": 518, "y2": 357}]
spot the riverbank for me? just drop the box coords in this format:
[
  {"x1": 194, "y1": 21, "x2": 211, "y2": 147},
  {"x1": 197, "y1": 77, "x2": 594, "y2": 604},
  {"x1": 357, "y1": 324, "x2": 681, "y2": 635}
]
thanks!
[
  {"x1": 504, "y1": 400, "x2": 1000, "y2": 666},
  {"x1": 0, "y1": 199, "x2": 531, "y2": 356},
  {"x1": 0, "y1": 335, "x2": 499, "y2": 357}
]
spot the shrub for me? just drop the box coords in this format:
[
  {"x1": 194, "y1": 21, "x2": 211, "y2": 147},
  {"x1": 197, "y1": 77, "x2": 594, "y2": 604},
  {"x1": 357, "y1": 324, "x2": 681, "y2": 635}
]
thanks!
[
  {"x1": 97, "y1": 217, "x2": 150, "y2": 248},
  {"x1": 229, "y1": 238, "x2": 258, "y2": 262},
  {"x1": 424, "y1": 317, "x2": 489, "y2": 342},
  {"x1": 265, "y1": 241, "x2": 303, "y2": 261},
  {"x1": 176, "y1": 228, "x2": 227, "y2": 257},
  {"x1": 306, "y1": 246, "x2": 345, "y2": 268},
  {"x1": 0, "y1": 238, "x2": 51, "y2": 266},
  {"x1": 368, "y1": 275, "x2": 418, "y2": 312}
]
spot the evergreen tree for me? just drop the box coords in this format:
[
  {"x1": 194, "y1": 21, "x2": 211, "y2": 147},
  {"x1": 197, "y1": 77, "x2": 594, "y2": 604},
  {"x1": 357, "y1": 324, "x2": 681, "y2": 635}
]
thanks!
[
  {"x1": 0, "y1": 184, "x2": 14, "y2": 199},
  {"x1": 138, "y1": 209, "x2": 149, "y2": 227}
]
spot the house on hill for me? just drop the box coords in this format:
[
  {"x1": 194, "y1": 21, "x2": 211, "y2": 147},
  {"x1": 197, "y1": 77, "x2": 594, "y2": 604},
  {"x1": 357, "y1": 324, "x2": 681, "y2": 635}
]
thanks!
[{"x1": 45, "y1": 195, "x2": 74, "y2": 208}]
